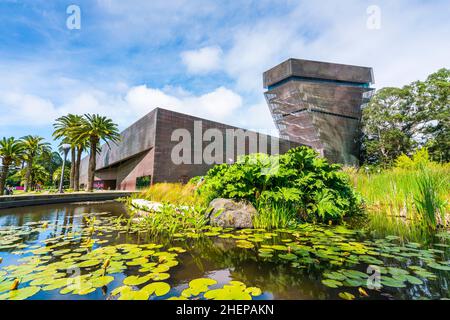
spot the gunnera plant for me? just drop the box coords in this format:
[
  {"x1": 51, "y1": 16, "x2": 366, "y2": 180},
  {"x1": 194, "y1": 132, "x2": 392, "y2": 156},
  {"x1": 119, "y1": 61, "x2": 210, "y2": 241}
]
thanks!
[{"x1": 198, "y1": 146, "x2": 362, "y2": 224}]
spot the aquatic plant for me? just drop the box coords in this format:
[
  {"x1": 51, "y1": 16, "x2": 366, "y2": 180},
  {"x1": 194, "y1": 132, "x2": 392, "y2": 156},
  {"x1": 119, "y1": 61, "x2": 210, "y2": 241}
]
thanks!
[
  {"x1": 253, "y1": 202, "x2": 297, "y2": 229},
  {"x1": 349, "y1": 158, "x2": 449, "y2": 240},
  {"x1": 414, "y1": 169, "x2": 447, "y2": 230},
  {"x1": 136, "y1": 204, "x2": 209, "y2": 235}
]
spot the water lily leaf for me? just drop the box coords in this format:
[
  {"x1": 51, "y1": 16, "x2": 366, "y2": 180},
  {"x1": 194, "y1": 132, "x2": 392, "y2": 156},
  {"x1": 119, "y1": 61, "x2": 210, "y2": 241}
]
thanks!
[
  {"x1": 204, "y1": 286, "x2": 251, "y2": 300},
  {"x1": 278, "y1": 253, "x2": 297, "y2": 261},
  {"x1": 321, "y1": 279, "x2": 342, "y2": 288},
  {"x1": 323, "y1": 272, "x2": 347, "y2": 281},
  {"x1": 111, "y1": 285, "x2": 132, "y2": 296},
  {"x1": 141, "y1": 282, "x2": 170, "y2": 297},
  {"x1": 126, "y1": 257, "x2": 148, "y2": 266},
  {"x1": 0, "y1": 280, "x2": 16, "y2": 294},
  {"x1": 404, "y1": 275, "x2": 423, "y2": 285},
  {"x1": 78, "y1": 260, "x2": 102, "y2": 268},
  {"x1": 236, "y1": 240, "x2": 254, "y2": 249},
  {"x1": 0, "y1": 286, "x2": 41, "y2": 300},
  {"x1": 90, "y1": 276, "x2": 114, "y2": 288},
  {"x1": 42, "y1": 278, "x2": 73, "y2": 291},
  {"x1": 427, "y1": 263, "x2": 450, "y2": 271},
  {"x1": 187, "y1": 278, "x2": 217, "y2": 295},
  {"x1": 123, "y1": 274, "x2": 152, "y2": 286},
  {"x1": 381, "y1": 277, "x2": 406, "y2": 288},
  {"x1": 150, "y1": 273, "x2": 170, "y2": 281},
  {"x1": 245, "y1": 287, "x2": 262, "y2": 296},
  {"x1": 339, "y1": 292, "x2": 355, "y2": 300}
]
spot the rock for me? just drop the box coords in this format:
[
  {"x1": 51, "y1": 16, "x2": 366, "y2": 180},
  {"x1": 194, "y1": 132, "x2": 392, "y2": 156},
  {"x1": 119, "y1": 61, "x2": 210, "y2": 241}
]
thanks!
[
  {"x1": 130, "y1": 199, "x2": 163, "y2": 217},
  {"x1": 207, "y1": 198, "x2": 258, "y2": 229}
]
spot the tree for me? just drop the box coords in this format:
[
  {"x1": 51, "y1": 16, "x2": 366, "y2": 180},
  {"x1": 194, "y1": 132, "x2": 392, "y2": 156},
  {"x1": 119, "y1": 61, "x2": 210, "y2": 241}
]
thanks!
[
  {"x1": 409, "y1": 68, "x2": 450, "y2": 162},
  {"x1": 74, "y1": 137, "x2": 89, "y2": 191},
  {"x1": 40, "y1": 151, "x2": 63, "y2": 186},
  {"x1": 361, "y1": 87, "x2": 415, "y2": 166},
  {"x1": 11, "y1": 164, "x2": 50, "y2": 190},
  {"x1": 0, "y1": 137, "x2": 23, "y2": 195},
  {"x1": 361, "y1": 68, "x2": 450, "y2": 165},
  {"x1": 71, "y1": 114, "x2": 120, "y2": 192},
  {"x1": 53, "y1": 114, "x2": 84, "y2": 189},
  {"x1": 52, "y1": 165, "x2": 71, "y2": 187},
  {"x1": 20, "y1": 135, "x2": 51, "y2": 192}
]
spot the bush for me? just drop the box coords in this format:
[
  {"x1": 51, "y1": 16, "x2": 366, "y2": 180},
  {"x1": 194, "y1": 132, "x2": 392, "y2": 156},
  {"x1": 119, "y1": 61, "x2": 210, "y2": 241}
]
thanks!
[
  {"x1": 395, "y1": 148, "x2": 433, "y2": 170},
  {"x1": 198, "y1": 147, "x2": 362, "y2": 223}
]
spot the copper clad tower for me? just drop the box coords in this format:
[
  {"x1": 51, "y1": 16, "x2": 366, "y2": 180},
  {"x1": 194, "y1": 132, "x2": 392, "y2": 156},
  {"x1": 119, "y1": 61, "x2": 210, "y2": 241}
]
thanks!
[{"x1": 264, "y1": 58, "x2": 375, "y2": 165}]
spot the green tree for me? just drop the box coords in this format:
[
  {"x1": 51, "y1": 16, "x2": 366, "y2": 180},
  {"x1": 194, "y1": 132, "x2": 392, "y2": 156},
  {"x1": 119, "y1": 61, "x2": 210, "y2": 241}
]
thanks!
[
  {"x1": 409, "y1": 68, "x2": 450, "y2": 162},
  {"x1": 53, "y1": 114, "x2": 84, "y2": 189},
  {"x1": 52, "y1": 165, "x2": 71, "y2": 187},
  {"x1": 361, "y1": 87, "x2": 415, "y2": 166},
  {"x1": 71, "y1": 114, "x2": 120, "y2": 192},
  {"x1": 361, "y1": 68, "x2": 450, "y2": 165},
  {"x1": 20, "y1": 135, "x2": 51, "y2": 192},
  {"x1": 0, "y1": 137, "x2": 23, "y2": 195},
  {"x1": 11, "y1": 164, "x2": 50, "y2": 190}
]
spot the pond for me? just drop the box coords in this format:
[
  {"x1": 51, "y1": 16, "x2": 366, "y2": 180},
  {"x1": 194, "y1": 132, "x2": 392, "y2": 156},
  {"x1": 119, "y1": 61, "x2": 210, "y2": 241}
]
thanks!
[{"x1": 0, "y1": 201, "x2": 449, "y2": 300}]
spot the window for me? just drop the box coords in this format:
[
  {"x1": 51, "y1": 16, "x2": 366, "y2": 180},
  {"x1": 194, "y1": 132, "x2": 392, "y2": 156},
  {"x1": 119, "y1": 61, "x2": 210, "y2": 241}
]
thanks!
[{"x1": 136, "y1": 175, "x2": 152, "y2": 190}]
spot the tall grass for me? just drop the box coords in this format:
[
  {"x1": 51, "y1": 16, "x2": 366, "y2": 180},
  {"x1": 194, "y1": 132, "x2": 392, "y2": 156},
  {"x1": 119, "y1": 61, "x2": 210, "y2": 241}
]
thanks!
[
  {"x1": 253, "y1": 203, "x2": 298, "y2": 229},
  {"x1": 414, "y1": 170, "x2": 447, "y2": 229},
  {"x1": 138, "y1": 183, "x2": 207, "y2": 206},
  {"x1": 348, "y1": 164, "x2": 449, "y2": 240}
]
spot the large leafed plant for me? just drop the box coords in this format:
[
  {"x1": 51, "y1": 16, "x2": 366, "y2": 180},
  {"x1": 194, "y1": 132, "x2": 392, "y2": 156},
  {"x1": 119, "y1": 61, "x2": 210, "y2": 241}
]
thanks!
[{"x1": 198, "y1": 147, "x2": 362, "y2": 223}]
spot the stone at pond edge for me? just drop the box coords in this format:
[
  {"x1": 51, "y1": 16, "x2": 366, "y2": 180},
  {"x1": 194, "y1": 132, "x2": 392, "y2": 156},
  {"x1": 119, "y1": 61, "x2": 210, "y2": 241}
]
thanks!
[
  {"x1": 206, "y1": 199, "x2": 258, "y2": 229},
  {"x1": 131, "y1": 199, "x2": 163, "y2": 217}
]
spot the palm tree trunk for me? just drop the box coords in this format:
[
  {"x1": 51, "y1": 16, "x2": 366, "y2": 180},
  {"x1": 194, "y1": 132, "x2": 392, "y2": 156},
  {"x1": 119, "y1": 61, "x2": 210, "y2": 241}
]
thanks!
[
  {"x1": 74, "y1": 146, "x2": 82, "y2": 191},
  {"x1": 0, "y1": 161, "x2": 10, "y2": 196},
  {"x1": 24, "y1": 159, "x2": 33, "y2": 192},
  {"x1": 87, "y1": 139, "x2": 97, "y2": 192},
  {"x1": 69, "y1": 147, "x2": 75, "y2": 189}
]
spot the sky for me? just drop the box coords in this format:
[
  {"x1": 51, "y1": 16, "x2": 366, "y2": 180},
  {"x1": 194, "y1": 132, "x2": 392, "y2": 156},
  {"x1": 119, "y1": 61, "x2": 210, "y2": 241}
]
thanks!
[{"x1": 0, "y1": 0, "x2": 449, "y2": 148}]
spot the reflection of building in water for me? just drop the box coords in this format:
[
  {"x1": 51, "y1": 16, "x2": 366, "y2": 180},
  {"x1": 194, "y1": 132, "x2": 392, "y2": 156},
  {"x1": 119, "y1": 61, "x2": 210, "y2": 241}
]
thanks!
[{"x1": 264, "y1": 58, "x2": 375, "y2": 166}]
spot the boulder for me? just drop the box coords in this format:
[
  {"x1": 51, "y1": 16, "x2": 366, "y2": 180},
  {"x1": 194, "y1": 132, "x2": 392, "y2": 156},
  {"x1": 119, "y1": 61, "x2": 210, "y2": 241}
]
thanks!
[
  {"x1": 206, "y1": 198, "x2": 258, "y2": 229},
  {"x1": 130, "y1": 199, "x2": 163, "y2": 217}
]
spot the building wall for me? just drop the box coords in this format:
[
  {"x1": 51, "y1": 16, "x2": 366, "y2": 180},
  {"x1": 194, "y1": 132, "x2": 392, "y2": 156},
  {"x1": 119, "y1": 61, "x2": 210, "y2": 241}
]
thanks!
[
  {"x1": 152, "y1": 108, "x2": 298, "y2": 183},
  {"x1": 79, "y1": 109, "x2": 157, "y2": 189},
  {"x1": 79, "y1": 108, "x2": 300, "y2": 190}
]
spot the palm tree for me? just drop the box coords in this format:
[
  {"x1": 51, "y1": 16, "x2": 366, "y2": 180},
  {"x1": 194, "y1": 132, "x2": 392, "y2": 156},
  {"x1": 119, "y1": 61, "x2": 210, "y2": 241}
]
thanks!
[
  {"x1": 53, "y1": 114, "x2": 84, "y2": 190},
  {"x1": 74, "y1": 137, "x2": 89, "y2": 191},
  {"x1": 0, "y1": 137, "x2": 23, "y2": 195},
  {"x1": 71, "y1": 114, "x2": 120, "y2": 192},
  {"x1": 20, "y1": 135, "x2": 51, "y2": 192}
]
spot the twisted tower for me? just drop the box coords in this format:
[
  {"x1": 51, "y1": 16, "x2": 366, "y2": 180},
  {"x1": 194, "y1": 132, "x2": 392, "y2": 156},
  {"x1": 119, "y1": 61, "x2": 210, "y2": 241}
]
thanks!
[{"x1": 264, "y1": 58, "x2": 374, "y2": 165}]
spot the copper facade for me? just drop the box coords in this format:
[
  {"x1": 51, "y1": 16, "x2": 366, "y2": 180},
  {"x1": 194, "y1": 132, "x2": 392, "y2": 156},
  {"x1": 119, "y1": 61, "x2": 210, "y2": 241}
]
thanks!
[
  {"x1": 264, "y1": 58, "x2": 375, "y2": 165},
  {"x1": 79, "y1": 108, "x2": 299, "y2": 191}
]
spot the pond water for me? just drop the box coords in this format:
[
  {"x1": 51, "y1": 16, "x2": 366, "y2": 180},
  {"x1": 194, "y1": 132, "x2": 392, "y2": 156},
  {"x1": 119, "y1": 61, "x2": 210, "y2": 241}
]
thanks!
[{"x1": 0, "y1": 201, "x2": 449, "y2": 300}]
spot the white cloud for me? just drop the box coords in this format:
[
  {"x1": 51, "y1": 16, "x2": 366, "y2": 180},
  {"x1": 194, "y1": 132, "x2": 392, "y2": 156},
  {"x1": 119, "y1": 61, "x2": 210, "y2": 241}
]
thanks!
[
  {"x1": 0, "y1": 83, "x2": 244, "y2": 134},
  {"x1": 124, "y1": 85, "x2": 242, "y2": 123},
  {"x1": 0, "y1": 92, "x2": 59, "y2": 126},
  {"x1": 221, "y1": 0, "x2": 450, "y2": 92},
  {"x1": 181, "y1": 46, "x2": 223, "y2": 74}
]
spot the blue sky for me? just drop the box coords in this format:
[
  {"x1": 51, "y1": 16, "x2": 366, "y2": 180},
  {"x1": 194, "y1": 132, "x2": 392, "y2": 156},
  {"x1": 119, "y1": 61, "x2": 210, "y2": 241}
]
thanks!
[{"x1": 0, "y1": 0, "x2": 449, "y2": 148}]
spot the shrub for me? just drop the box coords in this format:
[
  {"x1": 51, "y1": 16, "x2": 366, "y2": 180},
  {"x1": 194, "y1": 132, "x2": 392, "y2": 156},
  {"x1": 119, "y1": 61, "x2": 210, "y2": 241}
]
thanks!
[
  {"x1": 198, "y1": 147, "x2": 362, "y2": 223},
  {"x1": 395, "y1": 148, "x2": 433, "y2": 170}
]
